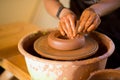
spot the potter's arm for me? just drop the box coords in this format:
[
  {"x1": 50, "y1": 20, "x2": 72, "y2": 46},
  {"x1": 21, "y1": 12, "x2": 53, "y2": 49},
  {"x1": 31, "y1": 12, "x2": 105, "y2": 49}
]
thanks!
[
  {"x1": 44, "y1": 0, "x2": 62, "y2": 18},
  {"x1": 44, "y1": 0, "x2": 120, "y2": 18},
  {"x1": 90, "y1": 0, "x2": 120, "y2": 17},
  {"x1": 44, "y1": 0, "x2": 75, "y2": 19},
  {"x1": 78, "y1": 0, "x2": 120, "y2": 33}
]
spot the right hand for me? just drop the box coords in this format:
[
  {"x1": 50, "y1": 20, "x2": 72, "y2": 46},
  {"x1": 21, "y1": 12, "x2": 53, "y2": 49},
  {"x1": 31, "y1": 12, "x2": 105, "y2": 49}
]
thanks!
[{"x1": 58, "y1": 8, "x2": 77, "y2": 39}]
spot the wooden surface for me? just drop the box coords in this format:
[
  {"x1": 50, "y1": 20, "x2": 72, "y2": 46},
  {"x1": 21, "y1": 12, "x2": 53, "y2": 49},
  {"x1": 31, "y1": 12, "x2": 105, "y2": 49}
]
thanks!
[{"x1": 0, "y1": 22, "x2": 39, "y2": 80}]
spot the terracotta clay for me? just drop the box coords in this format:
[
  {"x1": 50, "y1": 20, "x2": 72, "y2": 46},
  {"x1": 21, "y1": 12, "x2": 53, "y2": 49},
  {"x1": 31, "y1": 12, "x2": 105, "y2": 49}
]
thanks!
[
  {"x1": 47, "y1": 30, "x2": 85, "y2": 50},
  {"x1": 87, "y1": 69, "x2": 120, "y2": 80},
  {"x1": 18, "y1": 31, "x2": 115, "y2": 80},
  {"x1": 34, "y1": 30, "x2": 99, "y2": 60}
]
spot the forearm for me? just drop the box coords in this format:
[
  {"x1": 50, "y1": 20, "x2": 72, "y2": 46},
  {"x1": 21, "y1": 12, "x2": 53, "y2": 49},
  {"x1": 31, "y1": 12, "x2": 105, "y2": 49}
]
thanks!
[
  {"x1": 90, "y1": 0, "x2": 120, "y2": 17},
  {"x1": 44, "y1": 0, "x2": 63, "y2": 18}
]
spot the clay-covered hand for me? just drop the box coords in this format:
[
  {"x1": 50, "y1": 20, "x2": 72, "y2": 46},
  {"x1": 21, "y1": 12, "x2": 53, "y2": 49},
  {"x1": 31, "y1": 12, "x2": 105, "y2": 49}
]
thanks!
[
  {"x1": 58, "y1": 8, "x2": 77, "y2": 39},
  {"x1": 78, "y1": 8, "x2": 101, "y2": 33}
]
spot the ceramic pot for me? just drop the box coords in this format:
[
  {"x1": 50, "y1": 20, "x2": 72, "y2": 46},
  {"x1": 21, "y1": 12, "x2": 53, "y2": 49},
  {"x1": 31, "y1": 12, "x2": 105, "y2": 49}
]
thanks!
[
  {"x1": 18, "y1": 30, "x2": 115, "y2": 80},
  {"x1": 87, "y1": 69, "x2": 120, "y2": 80},
  {"x1": 48, "y1": 30, "x2": 85, "y2": 50}
]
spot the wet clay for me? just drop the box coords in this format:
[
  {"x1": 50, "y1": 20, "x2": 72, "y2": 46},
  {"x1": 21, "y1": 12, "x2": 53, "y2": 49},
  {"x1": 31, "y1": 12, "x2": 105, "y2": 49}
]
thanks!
[
  {"x1": 34, "y1": 30, "x2": 99, "y2": 60},
  {"x1": 47, "y1": 31, "x2": 85, "y2": 50}
]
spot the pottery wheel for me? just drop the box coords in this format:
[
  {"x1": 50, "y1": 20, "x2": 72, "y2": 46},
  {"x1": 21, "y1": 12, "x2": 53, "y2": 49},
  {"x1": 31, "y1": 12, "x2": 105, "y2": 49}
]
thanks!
[{"x1": 34, "y1": 34, "x2": 99, "y2": 60}]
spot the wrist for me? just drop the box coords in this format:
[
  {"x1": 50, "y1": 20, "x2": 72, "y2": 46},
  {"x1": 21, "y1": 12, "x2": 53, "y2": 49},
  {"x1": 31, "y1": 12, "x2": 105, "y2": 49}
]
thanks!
[
  {"x1": 89, "y1": 6, "x2": 101, "y2": 17},
  {"x1": 56, "y1": 6, "x2": 65, "y2": 19}
]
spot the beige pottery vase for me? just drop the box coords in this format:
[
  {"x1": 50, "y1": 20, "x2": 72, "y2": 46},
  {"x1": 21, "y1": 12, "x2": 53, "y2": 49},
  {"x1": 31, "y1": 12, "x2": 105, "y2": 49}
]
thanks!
[{"x1": 18, "y1": 30, "x2": 115, "y2": 80}]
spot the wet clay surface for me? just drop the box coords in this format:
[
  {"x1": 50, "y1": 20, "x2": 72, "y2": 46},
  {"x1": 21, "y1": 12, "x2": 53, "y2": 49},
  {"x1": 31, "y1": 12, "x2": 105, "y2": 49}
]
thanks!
[
  {"x1": 23, "y1": 31, "x2": 108, "y2": 61},
  {"x1": 47, "y1": 31, "x2": 85, "y2": 50},
  {"x1": 34, "y1": 34, "x2": 98, "y2": 60}
]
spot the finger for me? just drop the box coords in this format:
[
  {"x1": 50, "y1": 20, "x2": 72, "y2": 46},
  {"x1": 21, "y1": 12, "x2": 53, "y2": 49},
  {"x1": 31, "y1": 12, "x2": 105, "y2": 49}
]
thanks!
[
  {"x1": 79, "y1": 11, "x2": 85, "y2": 22},
  {"x1": 78, "y1": 20, "x2": 85, "y2": 33},
  {"x1": 83, "y1": 14, "x2": 96, "y2": 32},
  {"x1": 75, "y1": 20, "x2": 80, "y2": 34},
  {"x1": 69, "y1": 15, "x2": 76, "y2": 37},
  {"x1": 60, "y1": 21, "x2": 68, "y2": 36},
  {"x1": 78, "y1": 14, "x2": 90, "y2": 33},
  {"x1": 58, "y1": 22, "x2": 65, "y2": 36},
  {"x1": 64, "y1": 18, "x2": 73, "y2": 38},
  {"x1": 78, "y1": 12, "x2": 85, "y2": 33},
  {"x1": 87, "y1": 17, "x2": 101, "y2": 32}
]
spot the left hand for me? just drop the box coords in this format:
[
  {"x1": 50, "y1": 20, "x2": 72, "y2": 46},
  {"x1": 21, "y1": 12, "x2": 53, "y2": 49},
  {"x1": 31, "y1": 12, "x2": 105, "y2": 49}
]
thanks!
[{"x1": 77, "y1": 8, "x2": 101, "y2": 33}]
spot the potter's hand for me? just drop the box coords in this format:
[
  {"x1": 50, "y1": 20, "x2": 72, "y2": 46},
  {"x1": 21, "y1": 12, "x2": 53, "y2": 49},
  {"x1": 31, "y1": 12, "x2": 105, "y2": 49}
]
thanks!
[
  {"x1": 78, "y1": 8, "x2": 101, "y2": 33},
  {"x1": 58, "y1": 8, "x2": 77, "y2": 39}
]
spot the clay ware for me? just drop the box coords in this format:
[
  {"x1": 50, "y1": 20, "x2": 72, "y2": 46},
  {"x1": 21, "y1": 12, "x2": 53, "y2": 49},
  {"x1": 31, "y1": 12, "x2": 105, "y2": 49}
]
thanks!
[
  {"x1": 18, "y1": 30, "x2": 115, "y2": 80},
  {"x1": 47, "y1": 30, "x2": 85, "y2": 50},
  {"x1": 87, "y1": 69, "x2": 120, "y2": 80},
  {"x1": 34, "y1": 30, "x2": 99, "y2": 60}
]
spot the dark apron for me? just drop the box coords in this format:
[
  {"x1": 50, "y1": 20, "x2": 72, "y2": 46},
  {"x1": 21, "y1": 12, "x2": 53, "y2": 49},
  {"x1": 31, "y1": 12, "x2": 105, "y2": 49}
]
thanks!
[{"x1": 70, "y1": 0, "x2": 120, "y2": 68}]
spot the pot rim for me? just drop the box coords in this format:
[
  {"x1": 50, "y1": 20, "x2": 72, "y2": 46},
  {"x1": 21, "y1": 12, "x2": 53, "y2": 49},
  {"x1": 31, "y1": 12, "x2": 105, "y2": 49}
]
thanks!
[
  {"x1": 90, "y1": 69, "x2": 120, "y2": 75},
  {"x1": 87, "y1": 69, "x2": 120, "y2": 80},
  {"x1": 18, "y1": 30, "x2": 115, "y2": 65}
]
